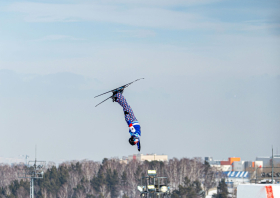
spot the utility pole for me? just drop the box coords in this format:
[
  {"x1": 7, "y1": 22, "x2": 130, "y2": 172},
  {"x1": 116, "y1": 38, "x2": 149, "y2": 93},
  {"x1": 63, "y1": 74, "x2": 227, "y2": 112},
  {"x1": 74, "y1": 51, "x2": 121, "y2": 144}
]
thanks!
[
  {"x1": 18, "y1": 147, "x2": 46, "y2": 198},
  {"x1": 25, "y1": 155, "x2": 29, "y2": 166},
  {"x1": 256, "y1": 167, "x2": 257, "y2": 184},
  {"x1": 272, "y1": 146, "x2": 274, "y2": 184}
]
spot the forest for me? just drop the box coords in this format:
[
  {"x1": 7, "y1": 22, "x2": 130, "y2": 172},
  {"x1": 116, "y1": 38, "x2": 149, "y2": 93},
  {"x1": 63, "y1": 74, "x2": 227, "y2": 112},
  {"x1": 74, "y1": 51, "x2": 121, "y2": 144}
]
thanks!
[{"x1": 0, "y1": 157, "x2": 220, "y2": 198}]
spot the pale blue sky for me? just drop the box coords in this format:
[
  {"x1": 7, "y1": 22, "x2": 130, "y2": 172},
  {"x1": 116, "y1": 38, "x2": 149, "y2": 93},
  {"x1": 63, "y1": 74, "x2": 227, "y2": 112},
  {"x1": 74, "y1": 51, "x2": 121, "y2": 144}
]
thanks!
[{"x1": 0, "y1": 0, "x2": 279, "y2": 163}]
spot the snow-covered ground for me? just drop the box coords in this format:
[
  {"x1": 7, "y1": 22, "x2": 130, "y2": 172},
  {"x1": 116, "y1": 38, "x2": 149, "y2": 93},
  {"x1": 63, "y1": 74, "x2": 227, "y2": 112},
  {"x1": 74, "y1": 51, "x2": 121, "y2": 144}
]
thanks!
[{"x1": 206, "y1": 188, "x2": 217, "y2": 198}]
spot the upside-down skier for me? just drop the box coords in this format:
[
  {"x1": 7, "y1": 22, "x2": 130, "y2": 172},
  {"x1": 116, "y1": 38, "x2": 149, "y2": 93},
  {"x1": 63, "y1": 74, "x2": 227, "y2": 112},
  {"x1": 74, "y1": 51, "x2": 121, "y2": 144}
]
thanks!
[
  {"x1": 94, "y1": 78, "x2": 144, "y2": 152},
  {"x1": 112, "y1": 90, "x2": 141, "y2": 151}
]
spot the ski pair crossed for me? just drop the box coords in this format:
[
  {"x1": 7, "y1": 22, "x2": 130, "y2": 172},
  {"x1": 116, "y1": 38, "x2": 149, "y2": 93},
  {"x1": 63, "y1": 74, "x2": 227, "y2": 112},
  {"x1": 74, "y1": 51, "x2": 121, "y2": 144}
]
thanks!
[{"x1": 94, "y1": 78, "x2": 144, "y2": 107}]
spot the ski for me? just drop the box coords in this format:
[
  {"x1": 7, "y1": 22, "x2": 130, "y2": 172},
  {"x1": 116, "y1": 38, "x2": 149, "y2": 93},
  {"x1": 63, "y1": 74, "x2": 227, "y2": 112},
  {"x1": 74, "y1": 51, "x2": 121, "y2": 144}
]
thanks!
[
  {"x1": 95, "y1": 95, "x2": 113, "y2": 107},
  {"x1": 94, "y1": 78, "x2": 144, "y2": 99}
]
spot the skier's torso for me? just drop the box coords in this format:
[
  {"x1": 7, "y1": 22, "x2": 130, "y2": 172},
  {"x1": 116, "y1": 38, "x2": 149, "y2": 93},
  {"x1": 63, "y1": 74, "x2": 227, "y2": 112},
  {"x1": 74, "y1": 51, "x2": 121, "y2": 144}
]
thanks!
[{"x1": 129, "y1": 121, "x2": 141, "y2": 137}]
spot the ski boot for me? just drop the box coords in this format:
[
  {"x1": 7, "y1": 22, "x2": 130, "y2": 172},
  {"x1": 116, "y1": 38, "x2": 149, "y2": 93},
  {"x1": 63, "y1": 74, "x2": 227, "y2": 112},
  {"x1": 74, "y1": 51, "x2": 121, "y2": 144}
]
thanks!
[{"x1": 112, "y1": 87, "x2": 125, "y2": 102}]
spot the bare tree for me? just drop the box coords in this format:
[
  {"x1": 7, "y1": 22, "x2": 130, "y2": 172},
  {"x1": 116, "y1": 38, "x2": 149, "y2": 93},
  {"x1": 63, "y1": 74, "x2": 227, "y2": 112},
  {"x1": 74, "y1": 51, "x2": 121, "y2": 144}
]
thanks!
[
  {"x1": 16, "y1": 186, "x2": 28, "y2": 198},
  {"x1": 41, "y1": 188, "x2": 48, "y2": 198},
  {"x1": 81, "y1": 160, "x2": 100, "y2": 181},
  {"x1": 57, "y1": 184, "x2": 69, "y2": 198},
  {"x1": 0, "y1": 163, "x2": 23, "y2": 187},
  {"x1": 0, "y1": 157, "x2": 219, "y2": 198}
]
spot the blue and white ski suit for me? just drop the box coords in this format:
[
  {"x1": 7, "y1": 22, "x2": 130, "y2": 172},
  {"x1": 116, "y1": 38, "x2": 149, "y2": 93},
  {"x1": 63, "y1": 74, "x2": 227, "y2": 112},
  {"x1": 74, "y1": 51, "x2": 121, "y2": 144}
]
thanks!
[{"x1": 115, "y1": 93, "x2": 141, "y2": 150}]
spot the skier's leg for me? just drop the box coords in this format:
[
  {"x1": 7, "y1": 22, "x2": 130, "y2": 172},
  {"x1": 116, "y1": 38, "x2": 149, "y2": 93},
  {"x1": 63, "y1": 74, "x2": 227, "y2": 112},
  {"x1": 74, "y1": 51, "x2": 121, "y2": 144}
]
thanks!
[{"x1": 114, "y1": 93, "x2": 137, "y2": 125}]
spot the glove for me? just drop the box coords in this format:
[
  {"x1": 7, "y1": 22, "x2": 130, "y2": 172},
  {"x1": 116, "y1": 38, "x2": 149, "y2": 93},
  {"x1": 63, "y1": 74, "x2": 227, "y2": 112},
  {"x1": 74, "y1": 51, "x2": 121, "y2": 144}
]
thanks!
[
  {"x1": 134, "y1": 137, "x2": 139, "y2": 144},
  {"x1": 129, "y1": 123, "x2": 136, "y2": 132}
]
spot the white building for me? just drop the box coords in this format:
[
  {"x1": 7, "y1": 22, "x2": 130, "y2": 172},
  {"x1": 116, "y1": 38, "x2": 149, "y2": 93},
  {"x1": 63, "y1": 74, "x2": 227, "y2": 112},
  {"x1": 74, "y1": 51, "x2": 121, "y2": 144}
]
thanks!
[
  {"x1": 128, "y1": 154, "x2": 168, "y2": 162},
  {"x1": 233, "y1": 161, "x2": 244, "y2": 171},
  {"x1": 212, "y1": 165, "x2": 232, "y2": 171},
  {"x1": 255, "y1": 161, "x2": 263, "y2": 169},
  {"x1": 256, "y1": 155, "x2": 280, "y2": 167}
]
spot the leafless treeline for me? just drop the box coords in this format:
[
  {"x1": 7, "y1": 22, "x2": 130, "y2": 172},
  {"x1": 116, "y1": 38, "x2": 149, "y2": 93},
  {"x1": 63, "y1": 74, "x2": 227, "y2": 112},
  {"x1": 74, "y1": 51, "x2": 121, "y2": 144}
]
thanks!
[{"x1": 0, "y1": 157, "x2": 219, "y2": 198}]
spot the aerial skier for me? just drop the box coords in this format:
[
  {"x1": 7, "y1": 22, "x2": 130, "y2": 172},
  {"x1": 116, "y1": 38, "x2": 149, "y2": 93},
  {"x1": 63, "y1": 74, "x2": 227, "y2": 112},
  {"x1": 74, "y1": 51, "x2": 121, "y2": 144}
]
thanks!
[
  {"x1": 112, "y1": 90, "x2": 141, "y2": 151},
  {"x1": 94, "y1": 78, "x2": 143, "y2": 151}
]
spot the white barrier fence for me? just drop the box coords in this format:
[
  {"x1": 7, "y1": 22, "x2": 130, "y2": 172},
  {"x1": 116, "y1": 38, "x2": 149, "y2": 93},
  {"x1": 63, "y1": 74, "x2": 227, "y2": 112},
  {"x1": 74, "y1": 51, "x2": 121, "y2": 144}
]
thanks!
[{"x1": 237, "y1": 184, "x2": 280, "y2": 198}]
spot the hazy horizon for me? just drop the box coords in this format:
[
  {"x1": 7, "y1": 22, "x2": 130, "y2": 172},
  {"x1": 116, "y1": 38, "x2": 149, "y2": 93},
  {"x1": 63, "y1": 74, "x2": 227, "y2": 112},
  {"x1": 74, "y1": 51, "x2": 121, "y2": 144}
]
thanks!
[{"x1": 0, "y1": 0, "x2": 279, "y2": 163}]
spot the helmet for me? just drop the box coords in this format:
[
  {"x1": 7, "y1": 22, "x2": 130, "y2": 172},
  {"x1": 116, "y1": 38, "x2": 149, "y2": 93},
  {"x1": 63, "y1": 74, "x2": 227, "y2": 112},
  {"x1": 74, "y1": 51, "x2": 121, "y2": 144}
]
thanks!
[{"x1": 129, "y1": 137, "x2": 136, "y2": 145}]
